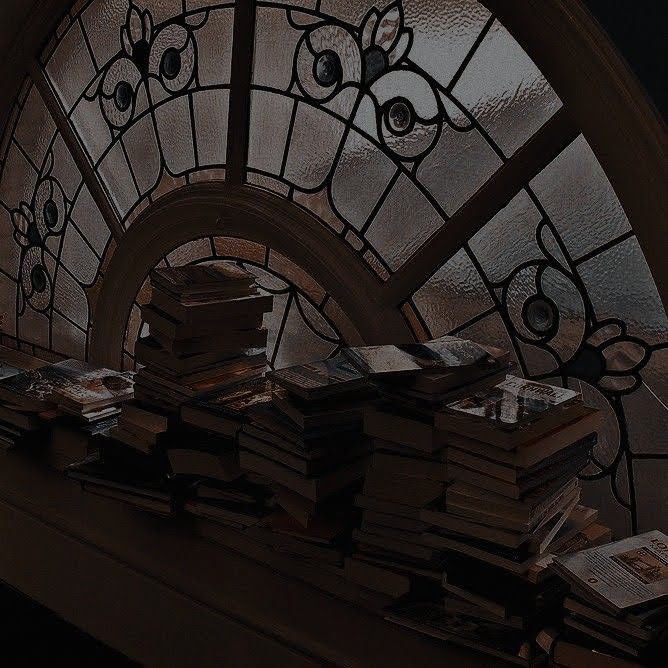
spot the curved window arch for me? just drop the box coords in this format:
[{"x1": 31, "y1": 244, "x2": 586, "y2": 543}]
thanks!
[{"x1": 0, "y1": 0, "x2": 665, "y2": 536}]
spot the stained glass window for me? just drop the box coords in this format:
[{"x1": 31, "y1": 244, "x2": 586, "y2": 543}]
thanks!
[{"x1": 0, "y1": 0, "x2": 665, "y2": 535}]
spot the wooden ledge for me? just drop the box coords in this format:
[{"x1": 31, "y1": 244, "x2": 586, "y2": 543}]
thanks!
[{"x1": 0, "y1": 451, "x2": 501, "y2": 667}]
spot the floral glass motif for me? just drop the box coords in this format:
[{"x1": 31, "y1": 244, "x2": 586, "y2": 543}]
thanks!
[
  {"x1": 42, "y1": 0, "x2": 235, "y2": 222},
  {"x1": 86, "y1": 3, "x2": 204, "y2": 132}
]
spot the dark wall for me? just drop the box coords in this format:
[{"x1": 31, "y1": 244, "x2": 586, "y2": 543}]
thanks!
[{"x1": 583, "y1": 0, "x2": 667, "y2": 119}]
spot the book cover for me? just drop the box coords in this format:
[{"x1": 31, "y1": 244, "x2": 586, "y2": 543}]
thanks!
[
  {"x1": 344, "y1": 336, "x2": 492, "y2": 377},
  {"x1": 446, "y1": 376, "x2": 580, "y2": 429},
  {"x1": 552, "y1": 531, "x2": 668, "y2": 612}
]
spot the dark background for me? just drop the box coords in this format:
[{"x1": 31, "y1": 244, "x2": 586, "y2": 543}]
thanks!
[{"x1": 584, "y1": 0, "x2": 667, "y2": 118}]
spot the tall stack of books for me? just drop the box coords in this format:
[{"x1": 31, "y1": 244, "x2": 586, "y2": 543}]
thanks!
[
  {"x1": 69, "y1": 262, "x2": 274, "y2": 516},
  {"x1": 384, "y1": 375, "x2": 609, "y2": 665},
  {"x1": 131, "y1": 263, "x2": 272, "y2": 413},
  {"x1": 344, "y1": 337, "x2": 511, "y2": 600},
  {"x1": 538, "y1": 531, "x2": 668, "y2": 667},
  {"x1": 235, "y1": 355, "x2": 373, "y2": 571}
]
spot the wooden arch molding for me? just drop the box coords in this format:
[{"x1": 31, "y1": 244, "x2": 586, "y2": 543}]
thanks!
[{"x1": 88, "y1": 182, "x2": 412, "y2": 369}]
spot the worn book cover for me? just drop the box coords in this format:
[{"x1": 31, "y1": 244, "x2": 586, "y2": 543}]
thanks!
[
  {"x1": 552, "y1": 531, "x2": 668, "y2": 613},
  {"x1": 344, "y1": 336, "x2": 493, "y2": 377},
  {"x1": 446, "y1": 375, "x2": 579, "y2": 429},
  {"x1": 268, "y1": 354, "x2": 368, "y2": 400}
]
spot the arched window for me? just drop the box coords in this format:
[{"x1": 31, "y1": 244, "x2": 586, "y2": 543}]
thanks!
[{"x1": 0, "y1": 0, "x2": 665, "y2": 536}]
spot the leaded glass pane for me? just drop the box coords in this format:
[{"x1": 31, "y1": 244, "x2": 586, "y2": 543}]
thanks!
[{"x1": 42, "y1": 0, "x2": 236, "y2": 224}]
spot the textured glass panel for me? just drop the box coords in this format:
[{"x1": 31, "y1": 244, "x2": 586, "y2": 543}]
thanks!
[
  {"x1": 46, "y1": 22, "x2": 97, "y2": 113},
  {"x1": 196, "y1": 7, "x2": 234, "y2": 86},
  {"x1": 51, "y1": 313, "x2": 87, "y2": 360},
  {"x1": 623, "y1": 350, "x2": 668, "y2": 455},
  {"x1": 413, "y1": 248, "x2": 493, "y2": 336},
  {"x1": 81, "y1": 0, "x2": 129, "y2": 70},
  {"x1": 418, "y1": 126, "x2": 502, "y2": 216},
  {"x1": 13, "y1": 87, "x2": 57, "y2": 167},
  {"x1": 166, "y1": 238, "x2": 213, "y2": 266},
  {"x1": 365, "y1": 174, "x2": 445, "y2": 271},
  {"x1": 531, "y1": 135, "x2": 632, "y2": 260},
  {"x1": 253, "y1": 6, "x2": 303, "y2": 90},
  {"x1": 578, "y1": 237, "x2": 667, "y2": 346},
  {"x1": 284, "y1": 104, "x2": 346, "y2": 190},
  {"x1": 402, "y1": 0, "x2": 492, "y2": 87},
  {"x1": 193, "y1": 89, "x2": 229, "y2": 167},
  {"x1": 97, "y1": 142, "x2": 140, "y2": 218},
  {"x1": 154, "y1": 96, "x2": 197, "y2": 176},
  {"x1": 452, "y1": 20, "x2": 562, "y2": 156},
  {"x1": 248, "y1": 90, "x2": 294, "y2": 175},
  {"x1": 469, "y1": 190, "x2": 543, "y2": 283},
  {"x1": 122, "y1": 114, "x2": 162, "y2": 196},
  {"x1": 330, "y1": 129, "x2": 397, "y2": 231},
  {"x1": 53, "y1": 268, "x2": 90, "y2": 330},
  {"x1": 60, "y1": 225, "x2": 100, "y2": 286}
]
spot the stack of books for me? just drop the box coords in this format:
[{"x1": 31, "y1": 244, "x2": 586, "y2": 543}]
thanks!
[
  {"x1": 538, "y1": 531, "x2": 668, "y2": 667},
  {"x1": 0, "y1": 348, "x2": 51, "y2": 450},
  {"x1": 344, "y1": 337, "x2": 511, "y2": 599},
  {"x1": 384, "y1": 375, "x2": 610, "y2": 665},
  {"x1": 235, "y1": 355, "x2": 373, "y2": 570},
  {"x1": 0, "y1": 356, "x2": 132, "y2": 466},
  {"x1": 68, "y1": 263, "x2": 275, "y2": 516},
  {"x1": 133, "y1": 263, "x2": 272, "y2": 413}
]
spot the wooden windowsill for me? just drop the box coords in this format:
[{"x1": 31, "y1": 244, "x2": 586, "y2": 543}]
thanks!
[{"x1": 0, "y1": 450, "x2": 501, "y2": 667}]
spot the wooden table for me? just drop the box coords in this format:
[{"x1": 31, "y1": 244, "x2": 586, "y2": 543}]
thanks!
[{"x1": 0, "y1": 450, "x2": 503, "y2": 667}]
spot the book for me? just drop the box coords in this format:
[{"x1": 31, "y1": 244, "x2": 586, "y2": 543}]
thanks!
[
  {"x1": 271, "y1": 389, "x2": 364, "y2": 430},
  {"x1": 238, "y1": 450, "x2": 368, "y2": 502},
  {"x1": 442, "y1": 406, "x2": 601, "y2": 468},
  {"x1": 364, "y1": 407, "x2": 447, "y2": 453},
  {"x1": 141, "y1": 303, "x2": 263, "y2": 341},
  {"x1": 551, "y1": 531, "x2": 668, "y2": 614},
  {"x1": 49, "y1": 360, "x2": 134, "y2": 415},
  {"x1": 344, "y1": 336, "x2": 494, "y2": 378},
  {"x1": 150, "y1": 263, "x2": 256, "y2": 300},
  {"x1": 151, "y1": 289, "x2": 273, "y2": 324},
  {"x1": 268, "y1": 354, "x2": 369, "y2": 401},
  {"x1": 150, "y1": 326, "x2": 268, "y2": 356},
  {"x1": 536, "y1": 628, "x2": 643, "y2": 668},
  {"x1": 437, "y1": 376, "x2": 584, "y2": 447}
]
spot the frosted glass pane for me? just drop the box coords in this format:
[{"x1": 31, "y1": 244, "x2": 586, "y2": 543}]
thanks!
[
  {"x1": 46, "y1": 22, "x2": 97, "y2": 112},
  {"x1": 196, "y1": 7, "x2": 235, "y2": 87},
  {"x1": 330, "y1": 129, "x2": 397, "y2": 231},
  {"x1": 248, "y1": 90, "x2": 294, "y2": 175},
  {"x1": 578, "y1": 237, "x2": 667, "y2": 346},
  {"x1": 469, "y1": 190, "x2": 543, "y2": 283},
  {"x1": 452, "y1": 20, "x2": 562, "y2": 156},
  {"x1": 193, "y1": 89, "x2": 229, "y2": 167},
  {"x1": 418, "y1": 126, "x2": 502, "y2": 216},
  {"x1": 365, "y1": 174, "x2": 444, "y2": 271},
  {"x1": 413, "y1": 248, "x2": 494, "y2": 336},
  {"x1": 53, "y1": 268, "x2": 90, "y2": 330},
  {"x1": 531, "y1": 135, "x2": 632, "y2": 260},
  {"x1": 60, "y1": 224, "x2": 99, "y2": 286},
  {"x1": 122, "y1": 114, "x2": 162, "y2": 196},
  {"x1": 284, "y1": 104, "x2": 346, "y2": 190},
  {"x1": 253, "y1": 6, "x2": 302, "y2": 90},
  {"x1": 13, "y1": 87, "x2": 56, "y2": 167}
]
